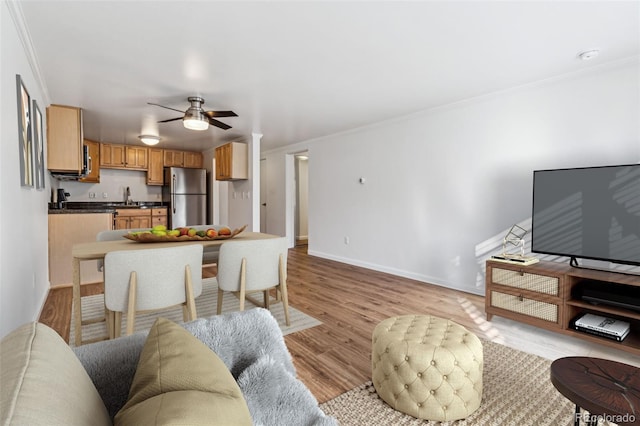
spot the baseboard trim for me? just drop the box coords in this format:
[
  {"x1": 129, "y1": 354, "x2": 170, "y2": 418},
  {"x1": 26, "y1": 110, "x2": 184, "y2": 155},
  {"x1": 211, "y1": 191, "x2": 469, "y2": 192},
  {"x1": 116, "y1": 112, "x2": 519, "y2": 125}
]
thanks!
[{"x1": 307, "y1": 249, "x2": 484, "y2": 296}]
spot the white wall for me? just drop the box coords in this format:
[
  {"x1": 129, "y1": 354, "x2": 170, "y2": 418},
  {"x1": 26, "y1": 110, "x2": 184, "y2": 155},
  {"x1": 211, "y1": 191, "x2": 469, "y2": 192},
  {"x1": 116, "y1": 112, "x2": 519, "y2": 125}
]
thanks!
[
  {"x1": 1, "y1": 3, "x2": 51, "y2": 338},
  {"x1": 264, "y1": 60, "x2": 640, "y2": 295},
  {"x1": 56, "y1": 169, "x2": 162, "y2": 202}
]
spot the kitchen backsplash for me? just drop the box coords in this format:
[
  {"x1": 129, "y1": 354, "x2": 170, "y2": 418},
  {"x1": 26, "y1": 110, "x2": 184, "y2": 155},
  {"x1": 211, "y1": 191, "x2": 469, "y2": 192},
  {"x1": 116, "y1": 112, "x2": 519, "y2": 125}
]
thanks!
[{"x1": 50, "y1": 169, "x2": 162, "y2": 202}]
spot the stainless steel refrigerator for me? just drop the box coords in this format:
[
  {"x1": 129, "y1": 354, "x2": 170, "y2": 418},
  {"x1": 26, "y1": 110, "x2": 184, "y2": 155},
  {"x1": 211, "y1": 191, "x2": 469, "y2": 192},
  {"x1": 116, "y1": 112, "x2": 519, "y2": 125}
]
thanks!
[{"x1": 162, "y1": 167, "x2": 207, "y2": 229}]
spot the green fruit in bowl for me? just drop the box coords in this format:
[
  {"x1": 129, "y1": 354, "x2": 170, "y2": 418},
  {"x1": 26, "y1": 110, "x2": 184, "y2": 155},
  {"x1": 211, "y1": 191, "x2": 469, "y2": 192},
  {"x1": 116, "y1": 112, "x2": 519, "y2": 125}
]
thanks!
[
  {"x1": 152, "y1": 230, "x2": 167, "y2": 236},
  {"x1": 152, "y1": 224, "x2": 167, "y2": 232},
  {"x1": 196, "y1": 230, "x2": 207, "y2": 237},
  {"x1": 167, "y1": 229, "x2": 180, "y2": 237}
]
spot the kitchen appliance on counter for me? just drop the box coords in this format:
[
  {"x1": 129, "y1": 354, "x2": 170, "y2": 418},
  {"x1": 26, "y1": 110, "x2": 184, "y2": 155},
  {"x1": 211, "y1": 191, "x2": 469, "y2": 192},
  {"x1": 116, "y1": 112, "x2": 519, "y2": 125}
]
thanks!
[
  {"x1": 162, "y1": 167, "x2": 206, "y2": 228},
  {"x1": 53, "y1": 188, "x2": 70, "y2": 209}
]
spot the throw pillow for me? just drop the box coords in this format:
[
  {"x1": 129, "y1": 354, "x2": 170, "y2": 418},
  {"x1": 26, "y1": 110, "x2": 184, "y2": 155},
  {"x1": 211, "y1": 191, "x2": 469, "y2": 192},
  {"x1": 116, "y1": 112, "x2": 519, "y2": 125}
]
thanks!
[{"x1": 115, "y1": 317, "x2": 252, "y2": 426}]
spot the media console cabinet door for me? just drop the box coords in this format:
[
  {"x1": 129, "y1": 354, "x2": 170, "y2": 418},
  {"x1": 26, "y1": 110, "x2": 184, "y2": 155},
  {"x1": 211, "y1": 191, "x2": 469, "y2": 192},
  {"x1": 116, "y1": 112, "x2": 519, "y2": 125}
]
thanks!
[
  {"x1": 48, "y1": 213, "x2": 113, "y2": 286},
  {"x1": 485, "y1": 261, "x2": 566, "y2": 329}
]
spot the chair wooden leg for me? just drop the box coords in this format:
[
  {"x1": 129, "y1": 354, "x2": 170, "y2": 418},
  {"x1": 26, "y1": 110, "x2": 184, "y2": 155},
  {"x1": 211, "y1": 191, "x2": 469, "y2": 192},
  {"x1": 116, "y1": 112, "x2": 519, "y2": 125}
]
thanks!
[
  {"x1": 114, "y1": 311, "x2": 122, "y2": 338},
  {"x1": 279, "y1": 254, "x2": 290, "y2": 326},
  {"x1": 107, "y1": 310, "x2": 114, "y2": 339},
  {"x1": 217, "y1": 288, "x2": 224, "y2": 314},
  {"x1": 263, "y1": 290, "x2": 270, "y2": 309},
  {"x1": 126, "y1": 271, "x2": 137, "y2": 336},
  {"x1": 239, "y1": 258, "x2": 246, "y2": 311},
  {"x1": 184, "y1": 265, "x2": 197, "y2": 321}
]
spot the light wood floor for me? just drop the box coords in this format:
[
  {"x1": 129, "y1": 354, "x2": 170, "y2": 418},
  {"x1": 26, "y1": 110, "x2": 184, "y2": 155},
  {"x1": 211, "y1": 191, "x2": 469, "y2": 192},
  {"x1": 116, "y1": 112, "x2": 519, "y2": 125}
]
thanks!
[{"x1": 39, "y1": 246, "x2": 639, "y2": 404}]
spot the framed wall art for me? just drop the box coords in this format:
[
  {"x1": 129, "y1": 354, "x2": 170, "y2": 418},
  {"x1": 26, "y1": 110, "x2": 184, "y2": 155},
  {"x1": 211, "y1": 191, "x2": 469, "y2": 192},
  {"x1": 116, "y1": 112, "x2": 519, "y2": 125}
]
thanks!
[
  {"x1": 16, "y1": 74, "x2": 34, "y2": 188},
  {"x1": 32, "y1": 100, "x2": 45, "y2": 190}
]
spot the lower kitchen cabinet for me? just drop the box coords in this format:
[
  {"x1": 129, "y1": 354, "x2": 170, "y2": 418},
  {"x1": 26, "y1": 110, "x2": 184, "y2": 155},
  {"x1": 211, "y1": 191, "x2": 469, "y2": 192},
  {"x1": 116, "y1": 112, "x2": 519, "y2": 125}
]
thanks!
[
  {"x1": 48, "y1": 213, "x2": 113, "y2": 286},
  {"x1": 114, "y1": 209, "x2": 152, "y2": 229},
  {"x1": 151, "y1": 208, "x2": 167, "y2": 227}
]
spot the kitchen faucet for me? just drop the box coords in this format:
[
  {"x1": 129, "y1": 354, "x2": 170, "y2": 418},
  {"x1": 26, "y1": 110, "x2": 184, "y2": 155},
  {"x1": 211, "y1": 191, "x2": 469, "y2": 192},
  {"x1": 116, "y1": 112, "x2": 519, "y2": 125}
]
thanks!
[{"x1": 125, "y1": 187, "x2": 133, "y2": 205}]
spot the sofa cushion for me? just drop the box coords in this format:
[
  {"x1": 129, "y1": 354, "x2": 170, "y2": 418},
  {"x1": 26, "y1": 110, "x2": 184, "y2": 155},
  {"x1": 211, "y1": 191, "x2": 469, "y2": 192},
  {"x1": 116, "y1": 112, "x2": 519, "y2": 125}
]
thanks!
[
  {"x1": 114, "y1": 317, "x2": 252, "y2": 426},
  {"x1": 0, "y1": 322, "x2": 111, "y2": 426}
]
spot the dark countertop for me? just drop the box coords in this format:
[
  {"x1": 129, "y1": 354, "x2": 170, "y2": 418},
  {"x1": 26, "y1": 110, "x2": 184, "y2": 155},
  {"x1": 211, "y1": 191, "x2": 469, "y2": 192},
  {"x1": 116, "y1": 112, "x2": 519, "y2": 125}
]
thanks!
[{"x1": 48, "y1": 201, "x2": 166, "y2": 214}]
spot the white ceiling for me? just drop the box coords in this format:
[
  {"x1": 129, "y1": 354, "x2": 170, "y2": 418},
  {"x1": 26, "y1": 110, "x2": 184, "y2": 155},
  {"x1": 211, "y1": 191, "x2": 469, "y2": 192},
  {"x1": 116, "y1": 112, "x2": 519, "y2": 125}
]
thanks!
[{"x1": 18, "y1": 1, "x2": 640, "y2": 152}]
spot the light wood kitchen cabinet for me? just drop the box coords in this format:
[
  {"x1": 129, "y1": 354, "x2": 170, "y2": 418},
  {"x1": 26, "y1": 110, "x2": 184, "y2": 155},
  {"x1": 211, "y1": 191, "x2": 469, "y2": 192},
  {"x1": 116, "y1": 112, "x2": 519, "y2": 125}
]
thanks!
[
  {"x1": 163, "y1": 149, "x2": 203, "y2": 168},
  {"x1": 215, "y1": 142, "x2": 247, "y2": 180},
  {"x1": 47, "y1": 105, "x2": 84, "y2": 173},
  {"x1": 114, "y1": 209, "x2": 152, "y2": 229},
  {"x1": 100, "y1": 143, "x2": 125, "y2": 167},
  {"x1": 163, "y1": 150, "x2": 184, "y2": 167},
  {"x1": 125, "y1": 146, "x2": 148, "y2": 169},
  {"x1": 100, "y1": 144, "x2": 148, "y2": 170},
  {"x1": 48, "y1": 213, "x2": 112, "y2": 286},
  {"x1": 79, "y1": 139, "x2": 100, "y2": 183},
  {"x1": 151, "y1": 208, "x2": 168, "y2": 227},
  {"x1": 183, "y1": 151, "x2": 203, "y2": 168},
  {"x1": 146, "y1": 148, "x2": 164, "y2": 185}
]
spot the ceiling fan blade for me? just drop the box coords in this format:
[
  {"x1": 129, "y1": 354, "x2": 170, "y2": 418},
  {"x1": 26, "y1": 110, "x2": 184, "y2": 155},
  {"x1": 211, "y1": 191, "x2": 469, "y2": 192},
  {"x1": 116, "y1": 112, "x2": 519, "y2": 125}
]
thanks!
[
  {"x1": 207, "y1": 117, "x2": 231, "y2": 130},
  {"x1": 147, "y1": 102, "x2": 185, "y2": 114},
  {"x1": 158, "y1": 117, "x2": 183, "y2": 123},
  {"x1": 204, "y1": 110, "x2": 238, "y2": 118}
]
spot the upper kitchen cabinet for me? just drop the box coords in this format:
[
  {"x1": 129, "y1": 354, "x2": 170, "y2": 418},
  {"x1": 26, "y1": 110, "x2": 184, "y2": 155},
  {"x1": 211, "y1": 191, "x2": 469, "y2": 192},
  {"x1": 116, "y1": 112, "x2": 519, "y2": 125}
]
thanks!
[
  {"x1": 163, "y1": 150, "x2": 184, "y2": 167},
  {"x1": 215, "y1": 142, "x2": 247, "y2": 180},
  {"x1": 46, "y1": 105, "x2": 84, "y2": 173},
  {"x1": 100, "y1": 143, "x2": 125, "y2": 167},
  {"x1": 147, "y1": 148, "x2": 164, "y2": 185},
  {"x1": 184, "y1": 151, "x2": 203, "y2": 168},
  {"x1": 125, "y1": 146, "x2": 148, "y2": 169},
  {"x1": 100, "y1": 143, "x2": 147, "y2": 170},
  {"x1": 79, "y1": 139, "x2": 100, "y2": 183},
  {"x1": 163, "y1": 149, "x2": 203, "y2": 168}
]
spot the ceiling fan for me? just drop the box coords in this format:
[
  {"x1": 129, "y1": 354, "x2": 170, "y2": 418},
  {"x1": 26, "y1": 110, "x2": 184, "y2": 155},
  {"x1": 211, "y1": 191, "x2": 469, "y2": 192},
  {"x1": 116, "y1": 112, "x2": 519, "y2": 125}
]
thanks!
[{"x1": 148, "y1": 97, "x2": 237, "y2": 131}]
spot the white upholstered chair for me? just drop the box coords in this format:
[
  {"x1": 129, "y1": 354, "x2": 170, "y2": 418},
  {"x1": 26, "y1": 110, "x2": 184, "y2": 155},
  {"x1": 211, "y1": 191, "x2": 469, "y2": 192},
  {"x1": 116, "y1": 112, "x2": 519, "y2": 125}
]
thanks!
[
  {"x1": 216, "y1": 237, "x2": 290, "y2": 326},
  {"x1": 103, "y1": 244, "x2": 203, "y2": 337},
  {"x1": 96, "y1": 228, "x2": 149, "y2": 272}
]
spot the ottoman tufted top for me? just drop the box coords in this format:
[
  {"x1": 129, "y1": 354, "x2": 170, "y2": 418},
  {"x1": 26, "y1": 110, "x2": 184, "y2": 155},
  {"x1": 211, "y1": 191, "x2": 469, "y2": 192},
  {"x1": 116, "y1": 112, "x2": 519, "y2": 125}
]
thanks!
[{"x1": 372, "y1": 315, "x2": 483, "y2": 421}]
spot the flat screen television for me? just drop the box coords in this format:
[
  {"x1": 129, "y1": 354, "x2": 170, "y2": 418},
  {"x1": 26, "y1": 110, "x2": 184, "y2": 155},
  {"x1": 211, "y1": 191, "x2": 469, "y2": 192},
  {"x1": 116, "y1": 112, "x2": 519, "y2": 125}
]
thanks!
[{"x1": 531, "y1": 164, "x2": 640, "y2": 267}]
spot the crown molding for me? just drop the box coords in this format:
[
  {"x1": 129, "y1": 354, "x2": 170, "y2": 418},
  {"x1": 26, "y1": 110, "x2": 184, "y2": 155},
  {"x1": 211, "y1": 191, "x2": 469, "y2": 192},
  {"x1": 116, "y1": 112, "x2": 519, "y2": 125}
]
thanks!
[{"x1": 6, "y1": 0, "x2": 50, "y2": 106}]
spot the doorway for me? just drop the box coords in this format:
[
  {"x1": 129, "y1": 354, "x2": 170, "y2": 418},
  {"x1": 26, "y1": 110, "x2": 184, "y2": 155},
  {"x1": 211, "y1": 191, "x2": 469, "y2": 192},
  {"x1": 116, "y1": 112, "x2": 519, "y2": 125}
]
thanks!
[
  {"x1": 294, "y1": 153, "x2": 309, "y2": 247},
  {"x1": 260, "y1": 158, "x2": 267, "y2": 233}
]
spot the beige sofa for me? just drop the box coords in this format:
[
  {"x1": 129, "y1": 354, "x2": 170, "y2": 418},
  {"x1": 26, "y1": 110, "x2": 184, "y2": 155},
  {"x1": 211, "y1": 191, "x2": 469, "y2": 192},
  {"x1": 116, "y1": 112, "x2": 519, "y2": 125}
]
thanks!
[{"x1": 1, "y1": 309, "x2": 335, "y2": 426}]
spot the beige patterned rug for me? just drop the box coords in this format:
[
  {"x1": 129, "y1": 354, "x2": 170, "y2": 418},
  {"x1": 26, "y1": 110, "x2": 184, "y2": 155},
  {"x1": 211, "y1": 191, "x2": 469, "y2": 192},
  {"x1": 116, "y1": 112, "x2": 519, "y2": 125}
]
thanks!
[
  {"x1": 320, "y1": 340, "x2": 614, "y2": 426},
  {"x1": 70, "y1": 277, "x2": 321, "y2": 346}
]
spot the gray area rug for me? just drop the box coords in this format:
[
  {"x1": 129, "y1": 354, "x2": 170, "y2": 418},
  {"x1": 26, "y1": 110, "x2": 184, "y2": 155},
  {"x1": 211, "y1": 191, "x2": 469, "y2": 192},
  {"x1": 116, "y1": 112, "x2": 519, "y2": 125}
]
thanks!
[
  {"x1": 70, "y1": 277, "x2": 321, "y2": 346},
  {"x1": 320, "y1": 340, "x2": 615, "y2": 426}
]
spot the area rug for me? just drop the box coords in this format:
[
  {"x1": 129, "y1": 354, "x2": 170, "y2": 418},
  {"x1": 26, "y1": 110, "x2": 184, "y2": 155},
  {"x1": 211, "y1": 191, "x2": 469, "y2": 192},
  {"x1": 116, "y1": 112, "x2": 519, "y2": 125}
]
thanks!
[
  {"x1": 320, "y1": 340, "x2": 611, "y2": 426},
  {"x1": 70, "y1": 277, "x2": 321, "y2": 346}
]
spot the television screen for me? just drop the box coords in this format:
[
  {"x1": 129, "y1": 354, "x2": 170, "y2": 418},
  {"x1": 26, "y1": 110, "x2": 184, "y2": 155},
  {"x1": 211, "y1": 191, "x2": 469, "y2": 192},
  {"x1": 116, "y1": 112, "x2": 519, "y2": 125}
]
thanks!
[{"x1": 531, "y1": 164, "x2": 640, "y2": 266}]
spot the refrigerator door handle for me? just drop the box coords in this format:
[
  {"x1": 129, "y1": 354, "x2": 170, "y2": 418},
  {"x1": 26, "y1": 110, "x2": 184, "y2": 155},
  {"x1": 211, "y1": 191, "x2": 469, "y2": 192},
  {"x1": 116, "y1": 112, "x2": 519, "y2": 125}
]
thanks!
[{"x1": 172, "y1": 174, "x2": 177, "y2": 214}]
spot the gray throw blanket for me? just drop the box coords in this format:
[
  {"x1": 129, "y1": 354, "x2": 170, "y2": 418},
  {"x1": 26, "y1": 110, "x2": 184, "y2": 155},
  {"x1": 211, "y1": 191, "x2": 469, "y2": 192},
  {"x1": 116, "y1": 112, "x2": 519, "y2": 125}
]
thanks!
[{"x1": 74, "y1": 308, "x2": 336, "y2": 425}]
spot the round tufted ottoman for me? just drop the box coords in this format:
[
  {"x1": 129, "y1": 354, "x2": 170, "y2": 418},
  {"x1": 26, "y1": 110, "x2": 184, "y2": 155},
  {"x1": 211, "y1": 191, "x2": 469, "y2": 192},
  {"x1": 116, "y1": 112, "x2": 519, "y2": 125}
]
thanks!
[{"x1": 371, "y1": 315, "x2": 483, "y2": 421}]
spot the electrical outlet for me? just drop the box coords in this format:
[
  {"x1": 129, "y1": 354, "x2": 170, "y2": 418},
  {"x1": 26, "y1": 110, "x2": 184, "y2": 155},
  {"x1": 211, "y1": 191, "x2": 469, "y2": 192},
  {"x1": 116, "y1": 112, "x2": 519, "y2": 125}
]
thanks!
[
  {"x1": 89, "y1": 192, "x2": 96, "y2": 199},
  {"x1": 344, "y1": 236, "x2": 350, "y2": 245},
  {"x1": 102, "y1": 192, "x2": 108, "y2": 198}
]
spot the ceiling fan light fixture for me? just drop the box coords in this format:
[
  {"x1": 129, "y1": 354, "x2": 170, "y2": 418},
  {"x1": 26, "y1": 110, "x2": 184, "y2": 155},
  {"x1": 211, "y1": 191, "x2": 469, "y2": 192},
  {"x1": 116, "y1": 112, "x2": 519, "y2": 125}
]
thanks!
[
  {"x1": 138, "y1": 134, "x2": 161, "y2": 145},
  {"x1": 183, "y1": 116, "x2": 209, "y2": 131},
  {"x1": 183, "y1": 106, "x2": 209, "y2": 131}
]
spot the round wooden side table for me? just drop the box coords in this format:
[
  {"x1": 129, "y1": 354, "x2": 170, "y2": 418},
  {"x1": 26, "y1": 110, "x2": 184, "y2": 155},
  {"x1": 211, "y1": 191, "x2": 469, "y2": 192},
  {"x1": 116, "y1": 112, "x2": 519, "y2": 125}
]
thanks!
[{"x1": 550, "y1": 357, "x2": 640, "y2": 426}]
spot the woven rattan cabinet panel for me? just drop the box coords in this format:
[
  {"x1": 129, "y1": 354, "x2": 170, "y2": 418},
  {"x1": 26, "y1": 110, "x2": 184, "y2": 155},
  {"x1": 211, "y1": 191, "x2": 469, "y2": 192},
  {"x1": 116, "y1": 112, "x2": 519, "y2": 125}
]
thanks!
[
  {"x1": 490, "y1": 291, "x2": 558, "y2": 322},
  {"x1": 491, "y1": 268, "x2": 559, "y2": 295},
  {"x1": 486, "y1": 260, "x2": 565, "y2": 329}
]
